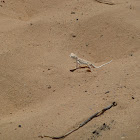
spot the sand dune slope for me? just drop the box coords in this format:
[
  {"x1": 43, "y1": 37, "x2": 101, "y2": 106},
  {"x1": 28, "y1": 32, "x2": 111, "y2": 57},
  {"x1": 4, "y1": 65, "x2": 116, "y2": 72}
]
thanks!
[{"x1": 0, "y1": 0, "x2": 140, "y2": 140}]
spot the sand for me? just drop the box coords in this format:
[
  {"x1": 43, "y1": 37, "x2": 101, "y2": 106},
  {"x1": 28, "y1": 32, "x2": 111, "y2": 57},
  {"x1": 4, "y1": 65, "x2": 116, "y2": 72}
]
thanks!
[{"x1": 0, "y1": 0, "x2": 140, "y2": 140}]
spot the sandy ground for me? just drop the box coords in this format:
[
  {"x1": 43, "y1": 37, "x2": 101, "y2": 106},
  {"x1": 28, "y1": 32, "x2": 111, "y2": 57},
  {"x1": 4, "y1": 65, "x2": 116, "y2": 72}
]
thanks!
[{"x1": 0, "y1": 0, "x2": 140, "y2": 140}]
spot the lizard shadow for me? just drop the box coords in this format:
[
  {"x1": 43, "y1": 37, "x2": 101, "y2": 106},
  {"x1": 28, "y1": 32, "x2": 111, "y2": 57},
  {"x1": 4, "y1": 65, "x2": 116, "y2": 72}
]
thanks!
[{"x1": 70, "y1": 66, "x2": 91, "y2": 72}]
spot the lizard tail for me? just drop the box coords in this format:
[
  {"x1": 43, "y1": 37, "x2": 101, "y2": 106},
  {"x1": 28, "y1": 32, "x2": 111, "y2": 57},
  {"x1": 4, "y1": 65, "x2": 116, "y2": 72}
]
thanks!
[{"x1": 92, "y1": 60, "x2": 112, "y2": 68}]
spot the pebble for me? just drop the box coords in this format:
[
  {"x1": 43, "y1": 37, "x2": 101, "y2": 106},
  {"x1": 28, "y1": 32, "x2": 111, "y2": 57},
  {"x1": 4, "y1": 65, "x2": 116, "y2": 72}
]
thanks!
[
  {"x1": 71, "y1": 11, "x2": 75, "y2": 14},
  {"x1": 132, "y1": 96, "x2": 135, "y2": 99},
  {"x1": 105, "y1": 91, "x2": 110, "y2": 94},
  {"x1": 72, "y1": 34, "x2": 76, "y2": 37},
  {"x1": 18, "y1": 125, "x2": 21, "y2": 128},
  {"x1": 48, "y1": 85, "x2": 51, "y2": 89}
]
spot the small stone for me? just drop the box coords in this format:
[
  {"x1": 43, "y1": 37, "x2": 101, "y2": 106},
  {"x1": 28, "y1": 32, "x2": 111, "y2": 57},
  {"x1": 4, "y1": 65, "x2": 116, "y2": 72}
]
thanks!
[
  {"x1": 92, "y1": 130, "x2": 96, "y2": 134},
  {"x1": 71, "y1": 11, "x2": 75, "y2": 14},
  {"x1": 100, "y1": 35, "x2": 103, "y2": 38},
  {"x1": 38, "y1": 135, "x2": 44, "y2": 138},
  {"x1": 85, "y1": 90, "x2": 87, "y2": 92},
  {"x1": 132, "y1": 96, "x2": 135, "y2": 99},
  {"x1": 111, "y1": 120, "x2": 115, "y2": 123},
  {"x1": 103, "y1": 123, "x2": 106, "y2": 126},
  {"x1": 105, "y1": 91, "x2": 110, "y2": 94},
  {"x1": 72, "y1": 34, "x2": 76, "y2": 38},
  {"x1": 48, "y1": 85, "x2": 51, "y2": 89},
  {"x1": 18, "y1": 125, "x2": 21, "y2": 128}
]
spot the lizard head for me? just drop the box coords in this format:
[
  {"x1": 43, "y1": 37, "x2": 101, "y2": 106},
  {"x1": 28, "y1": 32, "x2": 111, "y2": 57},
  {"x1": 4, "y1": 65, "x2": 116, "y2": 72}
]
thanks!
[{"x1": 70, "y1": 53, "x2": 78, "y2": 59}]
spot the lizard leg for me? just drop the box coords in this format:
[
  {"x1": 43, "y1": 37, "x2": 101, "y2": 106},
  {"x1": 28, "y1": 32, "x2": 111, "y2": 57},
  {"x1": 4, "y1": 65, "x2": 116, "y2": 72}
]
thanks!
[
  {"x1": 76, "y1": 60, "x2": 79, "y2": 69},
  {"x1": 91, "y1": 64, "x2": 97, "y2": 68},
  {"x1": 88, "y1": 64, "x2": 93, "y2": 72}
]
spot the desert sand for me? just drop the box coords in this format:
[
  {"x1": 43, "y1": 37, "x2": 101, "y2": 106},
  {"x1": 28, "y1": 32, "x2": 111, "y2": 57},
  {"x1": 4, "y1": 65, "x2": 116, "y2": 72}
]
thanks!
[{"x1": 0, "y1": 0, "x2": 140, "y2": 140}]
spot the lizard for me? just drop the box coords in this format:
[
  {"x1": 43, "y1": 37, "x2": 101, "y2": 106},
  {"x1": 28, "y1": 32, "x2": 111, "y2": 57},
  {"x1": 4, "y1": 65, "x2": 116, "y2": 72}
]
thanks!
[{"x1": 70, "y1": 53, "x2": 112, "y2": 71}]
